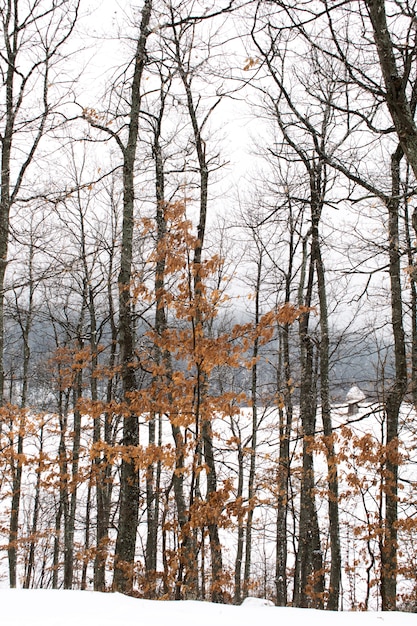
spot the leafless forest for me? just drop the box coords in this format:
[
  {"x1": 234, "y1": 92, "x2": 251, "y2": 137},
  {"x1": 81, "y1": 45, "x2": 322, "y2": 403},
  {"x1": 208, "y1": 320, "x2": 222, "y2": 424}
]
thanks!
[{"x1": 1, "y1": 0, "x2": 417, "y2": 612}]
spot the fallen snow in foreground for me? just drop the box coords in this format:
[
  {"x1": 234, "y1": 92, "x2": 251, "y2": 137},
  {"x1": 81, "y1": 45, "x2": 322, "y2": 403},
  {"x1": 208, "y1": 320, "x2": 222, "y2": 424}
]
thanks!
[{"x1": 1, "y1": 589, "x2": 417, "y2": 626}]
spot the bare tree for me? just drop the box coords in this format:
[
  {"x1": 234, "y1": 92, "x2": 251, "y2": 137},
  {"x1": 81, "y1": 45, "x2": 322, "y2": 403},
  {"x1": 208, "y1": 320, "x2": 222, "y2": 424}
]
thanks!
[{"x1": 0, "y1": 0, "x2": 80, "y2": 408}]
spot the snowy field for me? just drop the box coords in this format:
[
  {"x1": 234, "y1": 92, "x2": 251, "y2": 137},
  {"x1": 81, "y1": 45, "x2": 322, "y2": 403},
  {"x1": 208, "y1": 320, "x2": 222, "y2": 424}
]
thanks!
[{"x1": 1, "y1": 590, "x2": 417, "y2": 626}]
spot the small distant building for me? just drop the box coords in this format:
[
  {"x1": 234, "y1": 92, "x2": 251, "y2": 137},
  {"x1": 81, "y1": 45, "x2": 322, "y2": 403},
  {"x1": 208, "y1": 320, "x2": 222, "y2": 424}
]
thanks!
[{"x1": 346, "y1": 385, "x2": 365, "y2": 416}]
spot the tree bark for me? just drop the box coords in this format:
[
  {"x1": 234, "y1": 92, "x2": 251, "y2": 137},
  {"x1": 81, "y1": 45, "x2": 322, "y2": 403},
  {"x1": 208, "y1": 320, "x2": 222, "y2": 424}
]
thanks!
[
  {"x1": 24, "y1": 418, "x2": 44, "y2": 589},
  {"x1": 243, "y1": 245, "x2": 262, "y2": 597},
  {"x1": 113, "y1": 0, "x2": 152, "y2": 595},
  {"x1": 293, "y1": 234, "x2": 325, "y2": 609},
  {"x1": 379, "y1": 146, "x2": 407, "y2": 610},
  {"x1": 310, "y1": 164, "x2": 341, "y2": 610},
  {"x1": 95, "y1": 210, "x2": 118, "y2": 591},
  {"x1": 366, "y1": 0, "x2": 417, "y2": 180},
  {"x1": 64, "y1": 342, "x2": 83, "y2": 589},
  {"x1": 145, "y1": 87, "x2": 169, "y2": 593}
]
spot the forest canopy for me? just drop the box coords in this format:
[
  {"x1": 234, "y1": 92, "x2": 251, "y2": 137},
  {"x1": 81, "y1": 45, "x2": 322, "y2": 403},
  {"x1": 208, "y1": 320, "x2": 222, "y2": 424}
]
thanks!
[{"x1": 0, "y1": 0, "x2": 417, "y2": 613}]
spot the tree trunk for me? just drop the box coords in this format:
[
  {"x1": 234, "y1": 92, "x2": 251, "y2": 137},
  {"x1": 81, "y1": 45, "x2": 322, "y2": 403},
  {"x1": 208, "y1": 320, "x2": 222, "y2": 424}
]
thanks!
[
  {"x1": 293, "y1": 235, "x2": 324, "y2": 609},
  {"x1": 275, "y1": 324, "x2": 293, "y2": 607},
  {"x1": 53, "y1": 391, "x2": 70, "y2": 589},
  {"x1": 380, "y1": 146, "x2": 407, "y2": 610},
  {"x1": 146, "y1": 91, "x2": 169, "y2": 593},
  {"x1": 310, "y1": 166, "x2": 341, "y2": 610},
  {"x1": 366, "y1": 0, "x2": 417, "y2": 181},
  {"x1": 243, "y1": 247, "x2": 262, "y2": 597},
  {"x1": 64, "y1": 363, "x2": 82, "y2": 589},
  {"x1": 169, "y1": 16, "x2": 223, "y2": 599},
  {"x1": 94, "y1": 230, "x2": 118, "y2": 591},
  {"x1": 81, "y1": 478, "x2": 92, "y2": 590},
  {"x1": 233, "y1": 430, "x2": 245, "y2": 604},
  {"x1": 404, "y1": 191, "x2": 417, "y2": 409},
  {"x1": 24, "y1": 418, "x2": 44, "y2": 589},
  {"x1": 8, "y1": 411, "x2": 25, "y2": 587},
  {"x1": 276, "y1": 199, "x2": 297, "y2": 607},
  {"x1": 113, "y1": 0, "x2": 152, "y2": 595}
]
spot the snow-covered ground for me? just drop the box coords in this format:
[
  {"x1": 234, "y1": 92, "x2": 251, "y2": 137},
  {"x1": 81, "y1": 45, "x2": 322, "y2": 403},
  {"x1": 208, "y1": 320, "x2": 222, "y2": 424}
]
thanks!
[{"x1": 1, "y1": 590, "x2": 416, "y2": 626}]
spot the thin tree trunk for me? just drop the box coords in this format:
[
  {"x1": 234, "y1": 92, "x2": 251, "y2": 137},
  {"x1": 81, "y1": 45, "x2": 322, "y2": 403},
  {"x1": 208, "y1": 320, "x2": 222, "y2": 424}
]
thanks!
[
  {"x1": 146, "y1": 88, "x2": 169, "y2": 593},
  {"x1": 293, "y1": 235, "x2": 324, "y2": 609},
  {"x1": 8, "y1": 231, "x2": 37, "y2": 587},
  {"x1": 64, "y1": 359, "x2": 83, "y2": 589},
  {"x1": 243, "y1": 247, "x2": 262, "y2": 597},
  {"x1": 0, "y1": 0, "x2": 16, "y2": 406},
  {"x1": 233, "y1": 428, "x2": 244, "y2": 604},
  {"x1": 113, "y1": 0, "x2": 152, "y2": 594},
  {"x1": 94, "y1": 232, "x2": 118, "y2": 591},
  {"x1": 404, "y1": 189, "x2": 417, "y2": 408},
  {"x1": 53, "y1": 389, "x2": 70, "y2": 589},
  {"x1": 202, "y1": 417, "x2": 223, "y2": 602},
  {"x1": 315, "y1": 242, "x2": 341, "y2": 610},
  {"x1": 380, "y1": 146, "x2": 407, "y2": 611},
  {"x1": 81, "y1": 478, "x2": 92, "y2": 590},
  {"x1": 311, "y1": 166, "x2": 341, "y2": 609},
  {"x1": 275, "y1": 199, "x2": 297, "y2": 607},
  {"x1": 24, "y1": 419, "x2": 45, "y2": 589},
  {"x1": 170, "y1": 16, "x2": 224, "y2": 599},
  {"x1": 8, "y1": 411, "x2": 25, "y2": 587},
  {"x1": 275, "y1": 324, "x2": 293, "y2": 606}
]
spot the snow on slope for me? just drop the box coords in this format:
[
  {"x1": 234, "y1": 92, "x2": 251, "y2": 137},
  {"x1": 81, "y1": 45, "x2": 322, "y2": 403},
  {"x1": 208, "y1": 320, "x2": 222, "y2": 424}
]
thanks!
[{"x1": 1, "y1": 590, "x2": 417, "y2": 626}]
